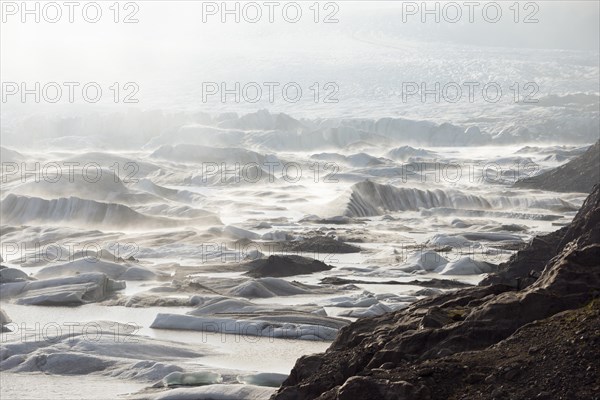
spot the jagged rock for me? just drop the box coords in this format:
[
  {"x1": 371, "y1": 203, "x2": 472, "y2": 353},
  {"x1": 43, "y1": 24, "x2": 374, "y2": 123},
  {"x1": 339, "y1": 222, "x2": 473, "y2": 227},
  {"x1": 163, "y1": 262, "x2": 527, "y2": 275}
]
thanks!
[
  {"x1": 480, "y1": 228, "x2": 565, "y2": 288},
  {"x1": 332, "y1": 377, "x2": 431, "y2": 400},
  {"x1": 483, "y1": 182, "x2": 600, "y2": 288},
  {"x1": 514, "y1": 141, "x2": 599, "y2": 193},
  {"x1": 558, "y1": 183, "x2": 600, "y2": 248},
  {"x1": 273, "y1": 186, "x2": 600, "y2": 400}
]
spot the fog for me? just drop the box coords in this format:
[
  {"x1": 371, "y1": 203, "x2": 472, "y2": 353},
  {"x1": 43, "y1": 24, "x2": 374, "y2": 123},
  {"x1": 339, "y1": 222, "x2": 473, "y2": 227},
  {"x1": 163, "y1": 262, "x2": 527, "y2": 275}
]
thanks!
[
  {"x1": 2, "y1": 1, "x2": 598, "y2": 121},
  {"x1": 1, "y1": 4, "x2": 599, "y2": 399}
]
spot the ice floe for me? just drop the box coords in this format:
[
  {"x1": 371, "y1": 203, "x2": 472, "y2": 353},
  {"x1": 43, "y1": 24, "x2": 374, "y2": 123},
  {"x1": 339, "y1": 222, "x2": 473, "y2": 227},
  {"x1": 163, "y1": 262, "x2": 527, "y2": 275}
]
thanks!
[
  {"x1": 436, "y1": 257, "x2": 496, "y2": 275},
  {"x1": 1, "y1": 273, "x2": 125, "y2": 305},
  {"x1": 150, "y1": 313, "x2": 343, "y2": 340}
]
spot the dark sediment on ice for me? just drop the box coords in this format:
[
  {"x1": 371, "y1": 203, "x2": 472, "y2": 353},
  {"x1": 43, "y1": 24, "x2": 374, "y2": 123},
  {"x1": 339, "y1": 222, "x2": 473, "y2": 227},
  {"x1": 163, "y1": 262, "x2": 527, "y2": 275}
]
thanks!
[
  {"x1": 320, "y1": 277, "x2": 472, "y2": 289},
  {"x1": 284, "y1": 236, "x2": 362, "y2": 254},
  {"x1": 244, "y1": 255, "x2": 333, "y2": 278}
]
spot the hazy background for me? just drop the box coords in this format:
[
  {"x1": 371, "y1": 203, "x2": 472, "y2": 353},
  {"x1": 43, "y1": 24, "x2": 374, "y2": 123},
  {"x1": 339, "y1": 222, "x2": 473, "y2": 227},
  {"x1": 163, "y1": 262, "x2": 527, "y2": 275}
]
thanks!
[{"x1": 1, "y1": 1, "x2": 599, "y2": 145}]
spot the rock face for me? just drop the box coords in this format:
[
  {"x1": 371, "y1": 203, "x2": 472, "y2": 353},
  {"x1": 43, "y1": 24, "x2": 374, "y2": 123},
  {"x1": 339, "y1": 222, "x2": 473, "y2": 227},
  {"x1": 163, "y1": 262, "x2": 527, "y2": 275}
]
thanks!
[
  {"x1": 513, "y1": 141, "x2": 600, "y2": 193},
  {"x1": 479, "y1": 228, "x2": 566, "y2": 288},
  {"x1": 483, "y1": 180, "x2": 600, "y2": 288},
  {"x1": 273, "y1": 185, "x2": 600, "y2": 400}
]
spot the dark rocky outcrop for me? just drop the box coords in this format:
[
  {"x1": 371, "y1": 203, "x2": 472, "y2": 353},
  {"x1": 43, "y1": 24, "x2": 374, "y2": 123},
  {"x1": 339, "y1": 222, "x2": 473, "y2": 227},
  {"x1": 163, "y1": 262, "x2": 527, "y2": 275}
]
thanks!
[
  {"x1": 513, "y1": 141, "x2": 599, "y2": 193},
  {"x1": 479, "y1": 227, "x2": 566, "y2": 288},
  {"x1": 321, "y1": 277, "x2": 472, "y2": 289},
  {"x1": 483, "y1": 181, "x2": 600, "y2": 288},
  {"x1": 284, "y1": 236, "x2": 362, "y2": 254},
  {"x1": 244, "y1": 255, "x2": 333, "y2": 278},
  {"x1": 273, "y1": 185, "x2": 600, "y2": 400}
]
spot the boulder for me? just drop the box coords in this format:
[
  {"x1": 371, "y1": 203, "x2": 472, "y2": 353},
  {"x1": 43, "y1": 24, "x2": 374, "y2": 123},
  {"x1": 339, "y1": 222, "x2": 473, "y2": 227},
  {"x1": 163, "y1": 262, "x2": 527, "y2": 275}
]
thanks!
[{"x1": 244, "y1": 255, "x2": 333, "y2": 278}]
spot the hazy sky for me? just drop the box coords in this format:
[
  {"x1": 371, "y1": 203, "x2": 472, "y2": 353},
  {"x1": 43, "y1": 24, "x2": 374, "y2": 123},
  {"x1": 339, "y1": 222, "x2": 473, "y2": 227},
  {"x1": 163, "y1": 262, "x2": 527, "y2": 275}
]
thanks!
[
  {"x1": 2, "y1": 1, "x2": 598, "y2": 80},
  {"x1": 1, "y1": 1, "x2": 598, "y2": 118}
]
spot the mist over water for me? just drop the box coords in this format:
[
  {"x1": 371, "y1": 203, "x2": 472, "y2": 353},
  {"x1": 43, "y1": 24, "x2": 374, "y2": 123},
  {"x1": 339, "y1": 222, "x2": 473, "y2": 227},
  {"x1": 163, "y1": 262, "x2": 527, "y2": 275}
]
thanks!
[{"x1": 1, "y1": 1, "x2": 599, "y2": 399}]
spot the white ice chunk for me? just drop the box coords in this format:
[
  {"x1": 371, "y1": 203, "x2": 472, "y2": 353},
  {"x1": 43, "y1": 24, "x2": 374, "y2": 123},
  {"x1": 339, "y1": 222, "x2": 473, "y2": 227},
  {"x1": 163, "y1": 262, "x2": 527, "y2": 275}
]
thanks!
[
  {"x1": 401, "y1": 250, "x2": 449, "y2": 272},
  {"x1": 148, "y1": 384, "x2": 276, "y2": 400},
  {"x1": 150, "y1": 314, "x2": 338, "y2": 340},
  {"x1": 338, "y1": 302, "x2": 394, "y2": 318},
  {"x1": 228, "y1": 278, "x2": 311, "y2": 298},
  {"x1": 323, "y1": 293, "x2": 378, "y2": 308},
  {"x1": 236, "y1": 372, "x2": 287, "y2": 387},
  {"x1": 163, "y1": 371, "x2": 223, "y2": 387},
  {"x1": 436, "y1": 257, "x2": 495, "y2": 275},
  {"x1": 4, "y1": 273, "x2": 125, "y2": 305},
  {"x1": 223, "y1": 225, "x2": 260, "y2": 240},
  {"x1": 35, "y1": 259, "x2": 158, "y2": 281}
]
